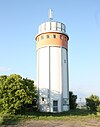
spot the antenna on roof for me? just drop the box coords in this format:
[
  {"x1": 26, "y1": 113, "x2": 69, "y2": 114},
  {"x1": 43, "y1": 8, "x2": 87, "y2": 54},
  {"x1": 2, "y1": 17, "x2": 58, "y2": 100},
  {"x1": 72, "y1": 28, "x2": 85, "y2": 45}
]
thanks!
[{"x1": 49, "y1": 9, "x2": 53, "y2": 21}]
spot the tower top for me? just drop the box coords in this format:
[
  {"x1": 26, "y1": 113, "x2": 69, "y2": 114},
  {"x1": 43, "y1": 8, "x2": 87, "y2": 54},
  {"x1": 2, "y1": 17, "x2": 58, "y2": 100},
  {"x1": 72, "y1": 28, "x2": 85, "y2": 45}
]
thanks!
[
  {"x1": 36, "y1": 9, "x2": 69, "y2": 37},
  {"x1": 49, "y1": 9, "x2": 53, "y2": 21}
]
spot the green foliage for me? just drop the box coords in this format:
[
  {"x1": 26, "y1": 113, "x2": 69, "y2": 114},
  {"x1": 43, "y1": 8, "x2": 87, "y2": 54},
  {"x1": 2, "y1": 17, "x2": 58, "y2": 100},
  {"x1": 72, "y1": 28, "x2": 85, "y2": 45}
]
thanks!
[
  {"x1": 0, "y1": 74, "x2": 37, "y2": 114},
  {"x1": 0, "y1": 109, "x2": 97, "y2": 125},
  {"x1": 86, "y1": 94, "x2": 100, "y2": 112},
  {"x1": 0, "y1": 113, "x2": 20, "y2": 125},
  {"x1": 69, "y1": 91, "x2": 77, "y2": 109},
  {"x1": 97, "y1": 105, "x2": 100, "y2": 112}
]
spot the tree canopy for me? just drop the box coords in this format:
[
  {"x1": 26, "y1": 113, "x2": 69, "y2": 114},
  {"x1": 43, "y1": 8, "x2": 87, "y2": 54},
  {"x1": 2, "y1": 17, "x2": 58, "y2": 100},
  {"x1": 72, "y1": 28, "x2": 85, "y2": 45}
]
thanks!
[
  {"x1": 86, "y1": 94, "x2": 100, "y2": 111},
  {"x1": 0, "y1": 74, "x2": 37, "y2": 114},
  {"x1": 69, "y1": 91, "x2": 77, "y2": 109}
]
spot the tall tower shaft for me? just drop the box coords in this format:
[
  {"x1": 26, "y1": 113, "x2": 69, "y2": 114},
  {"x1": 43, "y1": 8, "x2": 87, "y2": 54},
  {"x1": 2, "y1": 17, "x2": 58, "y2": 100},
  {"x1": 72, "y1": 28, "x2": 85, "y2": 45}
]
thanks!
[{"x1": 35, "y1": 10, "x2": 69, "y2": 112}]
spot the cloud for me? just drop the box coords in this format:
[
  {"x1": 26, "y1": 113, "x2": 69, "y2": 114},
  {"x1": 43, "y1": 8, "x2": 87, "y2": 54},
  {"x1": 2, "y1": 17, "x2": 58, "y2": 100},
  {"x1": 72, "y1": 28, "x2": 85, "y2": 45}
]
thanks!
[{"x1": 0, "y1": 67, "x2": 11, "y2": 72}]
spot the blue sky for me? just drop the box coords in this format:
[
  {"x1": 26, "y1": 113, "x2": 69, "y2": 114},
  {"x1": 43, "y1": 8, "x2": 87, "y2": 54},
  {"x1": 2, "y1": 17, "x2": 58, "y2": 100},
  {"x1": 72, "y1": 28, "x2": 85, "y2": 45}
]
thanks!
[{"x1": 0, "y1": 0, "x2": 100, "y2": 102}]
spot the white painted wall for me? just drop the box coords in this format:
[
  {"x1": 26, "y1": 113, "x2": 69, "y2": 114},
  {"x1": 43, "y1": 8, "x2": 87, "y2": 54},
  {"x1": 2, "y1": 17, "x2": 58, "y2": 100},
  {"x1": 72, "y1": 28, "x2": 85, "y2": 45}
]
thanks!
[
  {"x1": 62, "y1": 48, "x2": 69, "y2": 111},
  {"x1": 37, "y1": 46, "x2": 69, "y2": 112},
  {"x1": 50, "y1": 47, "x2": 62, "y2": 112},
  {"x1": 37, "y1": 47, "x2": 49, "y2": 112}
]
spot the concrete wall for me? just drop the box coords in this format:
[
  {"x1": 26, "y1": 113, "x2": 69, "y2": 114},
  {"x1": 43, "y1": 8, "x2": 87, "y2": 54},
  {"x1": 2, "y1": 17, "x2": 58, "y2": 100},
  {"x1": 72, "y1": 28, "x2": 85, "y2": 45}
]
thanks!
[
  {"x1": 62, "y1": 48, "x2": 69, "y2": 111},
  {"x1": 37, "y1": 47, "x2": 49, "y2": 112},
  {"x1": 50, "y1": 47, "x2": 62, "y2": 112},
  {"x1": 37, "y1": 46, "x2": 69, "y2": 112}
]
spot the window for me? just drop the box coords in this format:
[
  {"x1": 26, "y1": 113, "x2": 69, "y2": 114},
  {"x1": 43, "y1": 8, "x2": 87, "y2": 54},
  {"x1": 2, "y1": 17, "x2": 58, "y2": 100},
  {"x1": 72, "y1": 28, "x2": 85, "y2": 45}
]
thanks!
[
  {"x1": 53, "y1": 107, "x2": 58, "y2": 111},
  {"x1": 53, "y1": 35, "x2": 56, "y2": 38},
  {"x1": 46, "y1": 35, "x2": 50, "y2": 38},
  {"x1": 53, "y1": 100, "x2": 58, "y2": 112},
  {"x1": 41, "y1": 36, "x2": 44, "y2": 39},
  {"x1": 63, "y1": 98, "x2": 67, "y2": 105},
  {"x1": 64, "y1": 60, "x2": 66, "y2": 63},
  {"x1": 60, "y1": 35, "x2": 63, "y2": 39},
  {"x1": 53, "y1": 101, "x2": 58, "y2": 106},
  {"x1": 65, "y1": 37, "x2": 67, "y2": 41},
  {"x1": 42, "y1": 97, "x2": 44, "y2": 101}
]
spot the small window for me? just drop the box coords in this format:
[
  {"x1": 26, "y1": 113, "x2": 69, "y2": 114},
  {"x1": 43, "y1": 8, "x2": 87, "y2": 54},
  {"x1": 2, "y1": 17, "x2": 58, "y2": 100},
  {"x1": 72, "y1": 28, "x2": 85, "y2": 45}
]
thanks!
[
  {"x1": 64, "y1": 60, "x2": 66, "y2": 63},
  {"x1": 53, "y1": 35, "x2": 56, "y2": 38},
  {"x1": 63, "y1": 98, "x2": 67, "y2": 105},
  {"x1": 46, "y1": 35, "x2": 50, "y2": 38},
  {"x1": 60, "y1": 35, "x2": 63, "y2": 39},
  {"x1": 53, "y1": 101, "x2": 58, "y2": 106},
  {"x1": 41, "y1": 36, "x2": 44, "y2": 39},
  {"x1": 53, "y1": 100, "x2": 58, "y2": 112},
  {"x1": 42, "y1": 97, "x2": 44, "y2": 101},
  {"x1": 53, "y1": 107, "x2": 58, "y2": 111}
]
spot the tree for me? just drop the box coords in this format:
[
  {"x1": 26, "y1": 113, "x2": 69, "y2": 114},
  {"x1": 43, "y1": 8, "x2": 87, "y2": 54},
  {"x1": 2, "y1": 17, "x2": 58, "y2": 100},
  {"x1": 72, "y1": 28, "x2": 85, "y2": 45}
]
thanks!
[
  {"x1": 0, "y1": 74, "x2": 37, "y2": 114},
  {"x1": 86, "y1": 94, "x2": 100, "y2": 111},
  {"x1": 69, "y1": 91, "x2": 77, "y2": 109},
  {"x1": 21, "y1": 78, "x2": 37, "y2": 112},
  {"x1": 97, "y1": 105, "x2": 100, "y2": 112}
]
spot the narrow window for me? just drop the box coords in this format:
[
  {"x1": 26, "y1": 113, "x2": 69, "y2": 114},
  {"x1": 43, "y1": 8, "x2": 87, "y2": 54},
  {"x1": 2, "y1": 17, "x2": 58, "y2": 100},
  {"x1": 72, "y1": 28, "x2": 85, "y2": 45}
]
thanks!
[
  {"x1": 64, "y1": 60, "x2": 66, "y2": 63},
  {"x1": 63, "y1": 98, "x2": 67, "y2": 105},
  {"x1": 46, "y1": 35, "x2": 50, "y2": 38},
  {"x1": 42, "y1": 97, "x2": 44, "y2": 101},
  {"x1": 53, "y1": 100, "x2": 58, "y2": 112},
  {"x1": 53, "y1": 35, "x2": 56, "y2": 38},
  {"x1": 60, "y1": 35, "x2": 63, "y2": 39},
  {"x1": 41, "y1": 36, "x2": 44, "y2": 39}
]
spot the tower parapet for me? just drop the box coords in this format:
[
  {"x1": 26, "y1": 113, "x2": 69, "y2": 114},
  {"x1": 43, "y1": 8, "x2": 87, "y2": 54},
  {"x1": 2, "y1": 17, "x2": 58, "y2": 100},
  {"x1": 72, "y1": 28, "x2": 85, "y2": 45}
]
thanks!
[{"x1": 38, "y1": 21, "x2": 66, "y2": 35}]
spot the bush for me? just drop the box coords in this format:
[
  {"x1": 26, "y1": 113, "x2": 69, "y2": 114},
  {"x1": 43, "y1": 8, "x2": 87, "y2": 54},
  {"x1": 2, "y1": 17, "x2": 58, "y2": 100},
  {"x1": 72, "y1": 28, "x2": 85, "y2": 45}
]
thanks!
[
  {"x1": 86, "y1": 94, "x2": 100, "y2": 112},
  {"x1": 69, "y1": 91, "x2": 77, "y2": 109},
  {"x1": 0, "y1": 74, "x2": 38, "y2": 114},
  {"x1": 97, "y1": 105, "x2": 100, "y2": 112}
]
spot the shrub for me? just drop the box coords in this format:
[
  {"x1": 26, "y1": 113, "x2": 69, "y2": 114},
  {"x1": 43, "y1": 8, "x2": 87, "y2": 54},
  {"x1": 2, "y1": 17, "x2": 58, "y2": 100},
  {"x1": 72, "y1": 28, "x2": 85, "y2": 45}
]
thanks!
[
  {"x1": 0, "y1": 74, "x2": 38, "y2": 114},
  {"x1": 97, "y1": 105, "x2": 100, "y2": 112}
]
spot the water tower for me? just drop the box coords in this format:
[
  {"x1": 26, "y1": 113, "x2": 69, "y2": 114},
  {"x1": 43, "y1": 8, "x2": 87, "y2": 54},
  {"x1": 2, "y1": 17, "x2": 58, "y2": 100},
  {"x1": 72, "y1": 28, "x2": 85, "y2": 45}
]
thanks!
[{"x1": 35, "y1": 10, "x2": 69, "y2": 112}]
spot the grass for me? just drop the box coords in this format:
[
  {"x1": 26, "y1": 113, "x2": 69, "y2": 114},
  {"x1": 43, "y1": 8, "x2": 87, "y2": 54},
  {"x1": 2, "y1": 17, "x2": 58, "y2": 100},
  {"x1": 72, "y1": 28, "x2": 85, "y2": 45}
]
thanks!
[{"x1": 0, "y1": 109, "x2": 100, "y2": 125}]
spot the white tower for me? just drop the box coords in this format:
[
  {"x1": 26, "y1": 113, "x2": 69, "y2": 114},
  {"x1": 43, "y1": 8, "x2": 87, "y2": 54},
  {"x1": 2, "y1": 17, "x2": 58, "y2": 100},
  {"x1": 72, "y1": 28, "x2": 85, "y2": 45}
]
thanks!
[{"x1": 35, "y1": 10, "x2": 69, "y2": 112}]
